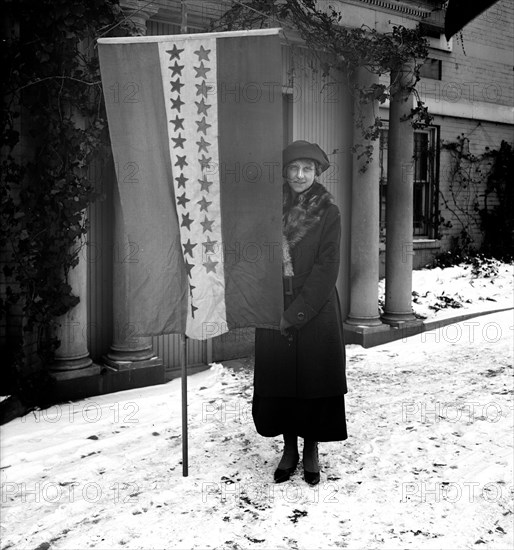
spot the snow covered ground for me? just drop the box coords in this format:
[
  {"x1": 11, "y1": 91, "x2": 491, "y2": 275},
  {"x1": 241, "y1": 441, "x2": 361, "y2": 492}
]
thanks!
[
  {"x1": 1, "y1": 308, "x2": 513, "y2": 549},
  {"x1": 379, "y1": 259, "x2": 513, "y2": 322},
  {"x1": 1, "y1": 261, "x2": 513, "y2": 550}
]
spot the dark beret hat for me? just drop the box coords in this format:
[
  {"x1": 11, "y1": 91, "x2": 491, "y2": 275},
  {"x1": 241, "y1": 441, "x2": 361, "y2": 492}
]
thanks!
[{"x1": 282, "y1": 140, "x2": 330, "y2": 174}]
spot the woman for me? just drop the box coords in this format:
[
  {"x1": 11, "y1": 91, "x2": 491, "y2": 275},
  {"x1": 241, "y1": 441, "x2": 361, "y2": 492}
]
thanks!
[{"x1": 253, "y1": 140, "x2": 347, "y2": 486}]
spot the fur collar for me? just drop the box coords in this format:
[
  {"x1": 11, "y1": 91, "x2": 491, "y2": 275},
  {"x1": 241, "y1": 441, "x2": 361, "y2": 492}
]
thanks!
[{"x1": 282, "y1": 181, "x2": 334, "y2": 276}]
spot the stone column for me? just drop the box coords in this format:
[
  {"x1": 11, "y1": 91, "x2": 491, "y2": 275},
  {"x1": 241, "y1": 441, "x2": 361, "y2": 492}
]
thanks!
[
  {"x1": 104, "y1": 176, "x2": 162, "y2": 371},
  {"x1": 382, "y1": 63, "x2": 417, "y2": 325},
  {"x1": 104, "y1": 5, "x2": 162, "y2": 371},
  {"x1": 50, "y1": 238, "x2": 100, "y2": 381},
  {"x1": 346, "y1": 67, "x2": 382, "y2": 327}
]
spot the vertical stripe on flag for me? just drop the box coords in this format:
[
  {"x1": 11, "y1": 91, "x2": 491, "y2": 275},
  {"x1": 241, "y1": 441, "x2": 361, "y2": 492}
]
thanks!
[
  {"x1": 158, "y1": 38, "x2": 226, "y2": 339},
  {"x1": 99, "y1": 41, "x2": 189, "y2": 337},
  {"x1": 216, "y1": 35, "x2": 284, "y2": 329}
]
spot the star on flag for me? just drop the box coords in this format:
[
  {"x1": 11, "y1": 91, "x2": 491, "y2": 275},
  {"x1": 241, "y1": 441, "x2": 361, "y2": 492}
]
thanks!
[
  {"x1": 167, "y1": 44, "x2": 184, "y2": 60},
  {"x1": 194, "y1": 45, "x2": 210, "y2": 61},
  {"x1": 194, "y1": 62, "x2": 210, "y2": 79},
  {"x1": 170, "y1": 61, "x2": 184, "y2": 76}
]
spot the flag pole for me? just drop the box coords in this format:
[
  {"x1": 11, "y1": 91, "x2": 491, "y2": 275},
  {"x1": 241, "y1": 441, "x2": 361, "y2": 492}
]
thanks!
[
  {"x1": 181, "y1": 333, "x2": 188, "y2": 477},
  {"x1": 179, "y1": 0, "x2": 189, "y2": 479},
  {"x1": 180, "y1": 0, "x2": 188, "y2": 34}
]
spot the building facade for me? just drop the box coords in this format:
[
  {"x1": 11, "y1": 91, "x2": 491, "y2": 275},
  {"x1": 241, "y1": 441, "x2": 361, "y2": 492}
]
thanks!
[{"x1": 4, "y1": 0, "x2": 513, "y2": 399}]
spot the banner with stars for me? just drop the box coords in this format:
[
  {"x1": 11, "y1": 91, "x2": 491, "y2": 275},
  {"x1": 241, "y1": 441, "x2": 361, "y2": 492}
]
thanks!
[{"x1": 98, "y1": 30, "x2": 283, "y2": 339}]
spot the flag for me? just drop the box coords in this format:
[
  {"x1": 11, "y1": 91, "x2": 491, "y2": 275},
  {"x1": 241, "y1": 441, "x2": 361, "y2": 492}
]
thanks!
[{"x1": 98, "y1": 29, "x2": 284, "y2": 340}]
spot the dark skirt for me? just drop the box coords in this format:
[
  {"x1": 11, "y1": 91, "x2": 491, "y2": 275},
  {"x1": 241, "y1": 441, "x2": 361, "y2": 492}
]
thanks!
[{"x1": 252, "y1": 393, "x2": 348, "y2": 442}]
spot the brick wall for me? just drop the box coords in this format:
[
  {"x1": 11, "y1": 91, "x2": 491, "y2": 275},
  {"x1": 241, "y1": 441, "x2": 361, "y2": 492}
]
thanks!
[
  {"x1": 436, "y1": 116, "x2": 512, "y2": 251},
  {"x1": 418, "y1": 0, "x2": 512, "y2": 108},
  {"x1": 418, "y1": 0, "x2": 513, "y2": 253}
]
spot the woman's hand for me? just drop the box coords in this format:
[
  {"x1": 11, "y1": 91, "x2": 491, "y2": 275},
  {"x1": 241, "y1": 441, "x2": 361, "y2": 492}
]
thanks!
[{"x1": 280, "y1": 315, "x2": 293, "y2": 337}]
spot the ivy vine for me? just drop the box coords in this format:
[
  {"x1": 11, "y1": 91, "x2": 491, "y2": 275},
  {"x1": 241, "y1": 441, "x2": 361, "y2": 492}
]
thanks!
[
  {"x1": 479, "y1": 140, "x2": 514, "y2": 260},
  {"x1": 210, "y1": 0, "x2": 432, "y2": 169},
  {"x1": 439, "y1": 133, "x2": 513, "y2": 259},
  {"x1": 0, "y1": 0, "x2": 136, "y2": 407}
]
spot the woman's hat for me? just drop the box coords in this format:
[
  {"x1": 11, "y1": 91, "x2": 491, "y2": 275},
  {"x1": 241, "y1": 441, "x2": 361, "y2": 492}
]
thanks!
[{"x1": 282, "y1": 140, "x2": 330, "y2": 174}]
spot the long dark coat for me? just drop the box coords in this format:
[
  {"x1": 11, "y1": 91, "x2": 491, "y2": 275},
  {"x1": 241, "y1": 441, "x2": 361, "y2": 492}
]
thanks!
[{"x1": 254, "y1": 182, "x2": 347, "y2": 400}]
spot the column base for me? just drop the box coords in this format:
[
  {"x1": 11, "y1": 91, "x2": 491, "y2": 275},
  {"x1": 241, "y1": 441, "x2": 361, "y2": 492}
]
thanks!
[
  {"x1": 50, "y1": 354, "x2": 94, "y2": 373},
  {"x1": 344, "y1": 322, "x2": 390, "y2": 347},
  {"x1": 49, "y1": 363, "x2": 101, "y2": 381},
  {"x1": 344, "y1": 318, "x2": 422, "y2": 347},
  {"x1": 345, "y1": 315, "x2": 383, "y2": 327},
  {"x1": 105, "y1": 345, "x2": 155, "y2": 363},
  {"x1": 381, "y1": 311, "x2": 420, "y2": 328},
  {"x1": 103, "y1": 355, "x2": 163, "y2": 371}
]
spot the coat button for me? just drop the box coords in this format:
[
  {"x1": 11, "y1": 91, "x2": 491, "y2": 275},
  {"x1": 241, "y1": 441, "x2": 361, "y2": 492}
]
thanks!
[{"x1": 297, "y1": 312, "x2": 305, "y2": 321}]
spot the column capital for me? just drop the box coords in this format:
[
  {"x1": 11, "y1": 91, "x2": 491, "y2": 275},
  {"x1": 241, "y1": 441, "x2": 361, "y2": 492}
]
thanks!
[
  {"x1": 119, "y1": 0, "x2": 159, "y2": 34},
  {"x1": 390, "y1": 60, "x2": 418, "y2": 98}
]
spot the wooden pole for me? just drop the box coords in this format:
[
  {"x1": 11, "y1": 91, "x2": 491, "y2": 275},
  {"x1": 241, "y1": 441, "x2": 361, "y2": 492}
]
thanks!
[
  {"x1": 181, "y1": 333, "x2": 188, "y2": 476},
  {"x1": 180, "y1": 0, "x2": 188, "y2": 34},
  {"x1": 179, "y1": 5, "x2": 188, "y2": 478}
]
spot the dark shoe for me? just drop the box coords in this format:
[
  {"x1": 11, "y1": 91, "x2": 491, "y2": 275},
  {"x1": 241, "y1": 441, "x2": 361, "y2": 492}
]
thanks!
[
  {"x1": 303, "y1": 469, "x2": 320, "y2": 486},
  {"x1": 273, "y1": 452, "x2": 299, "y2": 483},
  {"x1": 303, "y1": 440, "x2": 320, "y2": 485}
]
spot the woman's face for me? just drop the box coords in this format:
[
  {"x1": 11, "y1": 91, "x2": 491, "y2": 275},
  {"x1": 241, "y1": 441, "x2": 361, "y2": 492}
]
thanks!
[{"x1": 286, "y1": 159, "x2": 316, "y2": 195}]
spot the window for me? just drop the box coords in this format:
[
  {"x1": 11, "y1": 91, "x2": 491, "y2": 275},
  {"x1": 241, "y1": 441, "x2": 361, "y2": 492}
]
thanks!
[
  {"x1": 379, "y1": 126, "x2": 439, "y2": 238},
  {"x1": 419, "y1": 58, "x2": 442, "y2": 80},
  {"x1": 379, "y1": 129, "x2": 388, "y2": 237},
  {"x1": 282, "y1": 90, "x2": 293, "y2": 149}
]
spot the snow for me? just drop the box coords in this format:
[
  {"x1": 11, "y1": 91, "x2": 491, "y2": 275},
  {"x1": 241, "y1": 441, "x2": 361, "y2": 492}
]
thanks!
[
  {"x1": 1, "y1": 263, "x2": 513, "y2": 550},
  {"x1": 379, "y1": 260, "x2": 513, "y2": 321}
]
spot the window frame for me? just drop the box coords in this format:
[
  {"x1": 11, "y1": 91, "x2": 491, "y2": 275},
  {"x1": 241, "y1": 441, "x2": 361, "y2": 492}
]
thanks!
[{"x1": 379, "y1": 124, "x2": 440, "y2": 239}]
